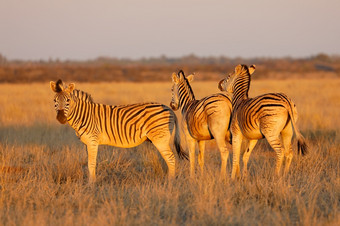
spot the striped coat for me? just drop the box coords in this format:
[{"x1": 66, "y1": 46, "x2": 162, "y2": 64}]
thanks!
[
  {"x1": 171, "y1": 71, "x2": 232, "y2": 178},
  {"x1": 50, "y1": 79, "x2": 187, "y2": 183},
  {"x1": 218, "y1": 64, "x2": 307, "y2": 179}
]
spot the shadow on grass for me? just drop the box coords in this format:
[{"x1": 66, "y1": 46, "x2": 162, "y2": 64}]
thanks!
[{"x1": 0, "y1": 123, "x2": 81, "y2": 148}]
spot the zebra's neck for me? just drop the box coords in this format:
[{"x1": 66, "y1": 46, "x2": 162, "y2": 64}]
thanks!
[
  {"x1": 178, "y1": 80, "x2": 195, "y2": 114},
  {"x1": 67, "y1": 94, "x2": 93, "y2": 131},
  {"x1": 232, "y1": 75, "x2": 250, "y2": 108}
]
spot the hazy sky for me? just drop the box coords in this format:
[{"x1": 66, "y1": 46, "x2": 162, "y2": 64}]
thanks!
[{"x1": 1, "y1": 0, "x2": 339, "y2": 60}]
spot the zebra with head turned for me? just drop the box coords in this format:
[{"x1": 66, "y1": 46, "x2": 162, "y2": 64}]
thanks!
[
  {"x1": 50, "y1": 79, "x2": 188, "y2": 183},
  {"x1": 218, "y1": 64, "x2": 307, "y2": 179},
  {"x1": 170, "y1": 70, "x2": 232, "y2": 178}
]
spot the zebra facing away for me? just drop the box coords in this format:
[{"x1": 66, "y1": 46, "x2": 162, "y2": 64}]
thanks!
[
  {"x1": 218, "y1": 64, "x2": 307, "y2": 180},
  {"x1": 170, "y1": 70, "x2": 232, "y2": 178},
  {"x1": 50, "y1": 79, "x2": 188, "y2": 183}
]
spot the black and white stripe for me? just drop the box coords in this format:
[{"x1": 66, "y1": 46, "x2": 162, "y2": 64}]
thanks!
[
  {"x1": 51, "y1": 79, "x2": 187, "y2": 183},
  {"x1": 219, "y1": 64, "x2": 307, "y2": 179},
  {"x1": 171, "y1": 70, "x2": 232, "y2": 177}
]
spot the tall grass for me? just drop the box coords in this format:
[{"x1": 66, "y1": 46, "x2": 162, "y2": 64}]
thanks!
[{"x1": 0, "y1": 79, "x2": 339, "y2": 225}]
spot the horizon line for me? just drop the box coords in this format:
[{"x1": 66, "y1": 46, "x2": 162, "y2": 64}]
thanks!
[{"x1": 1, "y1": 52, "x2": 338, "y2": 63}]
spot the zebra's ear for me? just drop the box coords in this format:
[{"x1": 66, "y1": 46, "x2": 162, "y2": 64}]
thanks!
[
  {"x1": 67, "y1": 83, "x2": 75, "y2": 92},
  {"x1": 50, "y1": 81, "x2": 57, "y2": 92},
  {"x1": 186, "y1": 74, "x2": 194, "y2": 82},
  {"x1": 235, "y1": 64, "x2": 243, "y2": 74},
  {"x1": 218, "y1": 79, "x2": 225, "y2": 91},
  {"x1": 172, "y1": 73, "x2": 179, "y2": 83},
  {"x1": 249, "y1": 65, "x2": 256, "y2": 75}
]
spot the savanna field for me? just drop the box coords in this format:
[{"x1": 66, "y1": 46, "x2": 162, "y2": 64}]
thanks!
[{"x1": 0, "y1": 79, "x2": 339, "y2": 225}]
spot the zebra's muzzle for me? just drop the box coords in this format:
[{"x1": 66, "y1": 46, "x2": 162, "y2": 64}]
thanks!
[{"x1": 56, "y1": 110, "x2": 67, "y2": 124}]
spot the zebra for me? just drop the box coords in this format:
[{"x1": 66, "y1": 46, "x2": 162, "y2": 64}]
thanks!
[
  {"x1": 50, "y1": 79, "x2": 188, "y2": 183},
  {"x1": 170, "y1": 70, "x2": 232, "y2": 178},
  {"x1": 218, "y1": 64, "x2": 307, "y2": 179}
]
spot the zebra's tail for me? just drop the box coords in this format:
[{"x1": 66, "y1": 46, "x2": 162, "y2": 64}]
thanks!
[
  {"x1": 173, "y1": 115, "x2": 189, "y2": 160},
  {"x1": 287, "y1": 101, "x2": 308, "y2": 155}
]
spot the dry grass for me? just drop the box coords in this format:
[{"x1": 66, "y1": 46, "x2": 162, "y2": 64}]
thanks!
[{"x1": 0, "y1": 79, "x2": 339, "y2": 225}]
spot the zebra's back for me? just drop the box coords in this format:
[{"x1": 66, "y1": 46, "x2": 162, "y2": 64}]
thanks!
[{"x1": 96, "y1": 102, "x2": 176, "y2": 147}]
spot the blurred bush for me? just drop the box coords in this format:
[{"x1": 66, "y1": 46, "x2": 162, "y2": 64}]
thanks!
[{"x1": 0, "y1": 53, "x2": 339, "y2": 83}]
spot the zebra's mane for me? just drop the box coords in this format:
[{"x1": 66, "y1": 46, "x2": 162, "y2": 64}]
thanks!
[
  {"x1": 72, "y1": 89, "x2": 94, "y2": 103},
  {"x1": 178, "y1": 70, "x2": 196, "y2": 100},
  {"x1": 233, "y1": 64, "x2": 251, "y2": 100}
]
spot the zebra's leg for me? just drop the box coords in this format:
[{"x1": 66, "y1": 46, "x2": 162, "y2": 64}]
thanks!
[
  {"x1": 147, "y1": 126, "x2": 176, "y2": 179},
  {"x1": 231, "y1": 132, "x2": 243, "y2": 180},
  {"x1": 242, "y1": 139, "x2": 258, "y2": 178},
  {"x1": 182, "y1": 121, "x2": 196, "y2": 178},
  {"x1": 151, "y1": 138, "x2": 176, "y2": 179},
  {"x1": 265, "y1": 135, "x2": 284, "y2": 177},
  {"x1": 207, "y1": 115, "x2": 230, "y2": 179},
  {"x1": 87, "y1": 143, "x2": 99, "y2": 183},
  {"x1": 181, "y1": 122, "x2": 196, "y2": 178},
  {"x1": 281, "y1": 122, "x2": 294, "y2": 176},
  {"x1": 197, "y1": 140, "x2": 205, "y2": 174},
  {"x1": 156, "y1": 145, "x2": 176, "y2": 179},
  {"x1": 187, "y1": 138, "x2": 196, "y2": 178},
  {"x1": 214, "y1": 136, "x2": 229, "y2": 179}
]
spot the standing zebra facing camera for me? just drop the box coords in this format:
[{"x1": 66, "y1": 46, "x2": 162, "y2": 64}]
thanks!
[
  {"x1": 170, "y1": 70, "x2": 232, "y2": 178},
  {"x1": 50, "y1": 79, "x2": 188, "y2": 183},
  {"x1": 218, "y1": 64, "x2": 307, "y2": 180}
]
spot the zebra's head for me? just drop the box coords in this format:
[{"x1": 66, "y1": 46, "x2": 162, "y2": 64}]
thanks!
[
  {"x1": 170, "y1": 70, "x2": 194, "y2": 111},
  {"x1": 50, "y1": 79, "x2": 75, "y2": 124},
  {"x1": 218, "y1": 64, "x2": 256, "y2": 93}
]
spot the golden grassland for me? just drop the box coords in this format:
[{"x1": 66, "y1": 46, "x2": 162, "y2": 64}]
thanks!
[{"x1": 0, "y1": 79, "x2": 339, "y2": 225}]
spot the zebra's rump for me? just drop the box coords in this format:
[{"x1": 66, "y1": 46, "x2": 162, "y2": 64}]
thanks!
[
  {"x1": 236, "y1": 93, "x2": 292, "y2": 138},
  {"x1": 186, "y1": 93, "x2": 232, "y2": 140}
]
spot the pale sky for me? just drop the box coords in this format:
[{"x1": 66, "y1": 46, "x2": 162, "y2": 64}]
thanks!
[{"x1": 1, "y1": 0, "x2": 339, "y2": 60}]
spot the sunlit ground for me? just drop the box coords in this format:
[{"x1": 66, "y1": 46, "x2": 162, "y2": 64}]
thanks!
[{"x1": 0, "y1": 79, "x2": 339, "y2": 225}]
